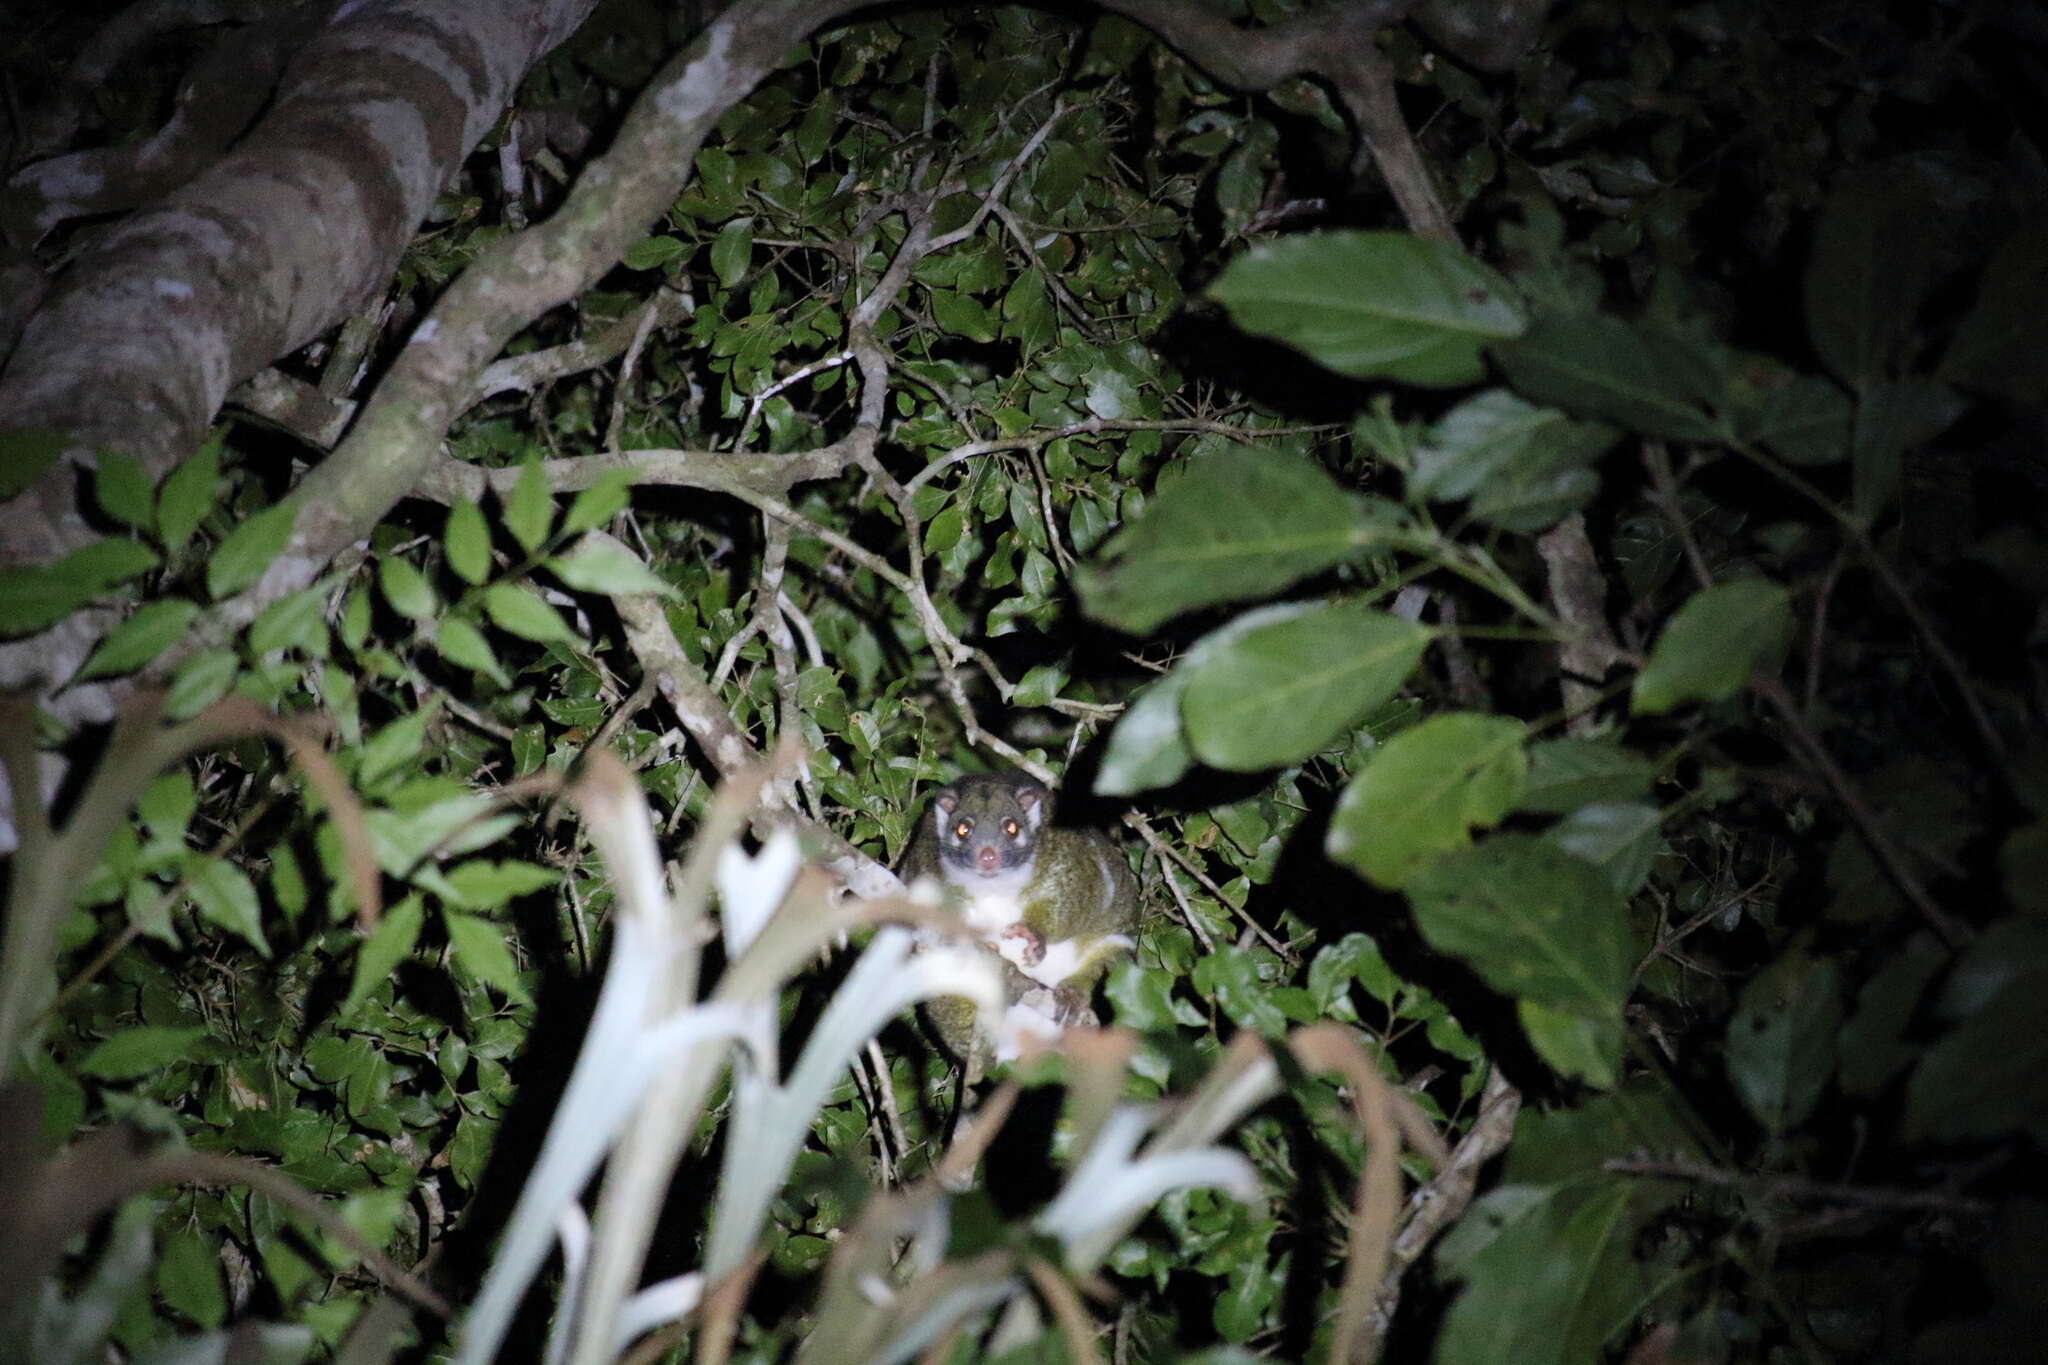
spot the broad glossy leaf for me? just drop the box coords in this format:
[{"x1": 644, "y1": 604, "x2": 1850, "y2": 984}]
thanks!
[
  {"x1": 1519, "y1": 998, "x2": 1621, "y2": 1088},
  {"x1": 1838, "y1": 936, "x2": 1945, "y2": 1098},
  {"x1": 1077, "y1": 446, "x2": 1380, "y2": 633},
  {"x1": 1736, "y1": 370, "x2": 1851, "y2": 466},
  {"x1": 1327, "y1": 713, "x2": 1526, "y2": 888},
  {"x1": 1493, "y1": 312, "x2": 1724, "y2": 441},
  {"x1": 445, "y1": 499, "x2": 491, "y2": 585},
  {"x1": 0, "y1": 427, "x2": 65, "y2": 501},
  {"x1": 435, "y1": 617, "x2": 510, "y2": 687},
  {"x1": 1633, "y1": 579, "x2": 1791, "y2": 714},
  {"x1": 158, "y1": 1228, "x2": 228, "y2": 1329},
  {"x1": 1726, "y1": 950, "x2": 1842, "y2": 1133},
  {"x1": 78, "y1": 1024, "x2": 206, "y2": 1078},
  {"x1": 157, "y1": 435, "x2": 222, "y2": 550},
  {"x1": 166, "y1": 648, "x2": 238, "y2": 718},
  {"x1": 483, "y1": 582, "x2": 576, "y2": 644},
  {"x1": 1940, "y1": 223, "x2": 2048, "y2": 404},
  {"x1": 444, "y1": 909, "x2": 532, "y2": 1004},
  {"x1": 344, "y1": 896, "x2": 423, "y2": 1015},
  {"x1": 1543, "y1": 801, "x2": 1661, "y2": 895},
  {"x1": 1094, "y1": 669, "x2": 1195, "y2": 795},
  {"x1": 503, "y1": 459, "x2": 553, "y2": 553},
  {"x1": 74, "y1": 599, "x2": 199, "y2": 680},
  {"x1": 1409, "y1": 390, "x2": 1616, "y2": 505},
  {"x1": 186, "y1": 854, "x2": 269, "y2": 954},
  {"x1": 247, "y1": 585, "x2": 327, "y2": 657},
  {"x1": 1181, "y1": 602, "x2": 1430, "y2": 769},
  {"x1": 380, "y1": 557, "x2": 436, "y2": 619},
  {"x1": 562, "y1": 469, "x2": 634, "y2": 535},
  {"x1": 94, "y1": 449, "x2": 154, "y2": 533},
  {"x1": 1519, "y1": 738, "x2": 1654, "y2": 814},
  {"x1": 207, "y1": 501, "x2": 294, "y2": 599},
  {"x1": 1436, "y1": 1180, "x2": 1652, "y2": 1365},
  {"x1": 358, "y1": 708, "x2": 433, "y2": 788},
  {"x1": 1209, "y1": 231, "x2": 1524, "y2": 386},
  {"x1": 622, "y1": 235, "x2": 688, "y2": 270},
  {"x1": 0, "y1": 537, "x2": 159, "y2": 636},
  {"x1": 1851, "y1": 378, "x2": 1965, "y2": 525},
  {"x1": 1405, "y1": 836, "x2": 1631, "y2": 1017},
  {"x1": 711, "y1": 216, "x2": 755, "y2": 289},
  {"x1": 548, "y1": 536, "x2": 675, "y2": 597},
  {"x1": 1805, "y1": 164, "x2": 1937, "y2": 385}
]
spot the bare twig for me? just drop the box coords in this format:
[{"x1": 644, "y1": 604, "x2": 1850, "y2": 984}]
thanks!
[{"x1": 1605, "y1": 1154, "x2": 1993, "y2": 1219}]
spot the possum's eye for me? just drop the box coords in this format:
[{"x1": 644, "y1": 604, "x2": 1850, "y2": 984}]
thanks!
[
  {"x1": 1003, "y1": 819, "x2": 1020, "y2": 838},
  {"x1": 953, "y1": 819, "x2": 973, "y2": 840}
]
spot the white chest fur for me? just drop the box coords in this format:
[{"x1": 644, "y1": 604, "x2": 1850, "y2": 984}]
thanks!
[{"x1": 951, "y1": 865, "x2": 1031, "y2": 936}]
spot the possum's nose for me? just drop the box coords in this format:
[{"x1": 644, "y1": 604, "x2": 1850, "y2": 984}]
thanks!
[{"x1": 976, "y1": 845, "x2": 1000, "y2": 873}]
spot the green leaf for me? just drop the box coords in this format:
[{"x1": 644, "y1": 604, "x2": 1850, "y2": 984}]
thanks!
[
  {"x1": 1850, "y1": 378, "x2": 1966, "y2": 525},
  {"x1": 1209, "y1": 231, "x2": 1524, "y2": 386},
  {"x1": 1409, "y1": 390, "x2": 1613, "y2": 501},
  {"x1": 483, "y1": 582, "x2": 576, "y2": 644},
  {"x1": 1519, "y1": 738, "x2": 1654, "y2": 814},
  {"x1": 1838, "y1": 936, "x2": 1945, "y2": 1098},
  {"x1": 158, "y1": 1227, "x2": 227, "y2": 1329},
  {"x1": 345, "y1": 896, "x2": 425, "y2": 1012},
  {"x1": 1180, "y1": 602, "x2": 1430, "y2": 770},
  {"x1": 1805, "y1": 163, "x2": 1938, "y2": 386},
  {"x1": 1903, "y1": 920, "x2": 2048, "y2": 1143},
  {"x1": 1095, "y1": 670, "x2": 1195, "y2": 796},
  {"x1": 435, "y1": 616, "x2": 510, "y2": 686},
  {"x1": 140, "y1": 772, "x2": 196, "y2": 838},
  {"x1": 78, "y1": 1024, "x2": 206, "y2": 1079},
  {"x1": 247, "y1": 585, "x2": 328, "y2": 656},
  {"x1": 443, "y1": 860, "x2": 559, "y2": 909},
  {"x1": 1518, "y1": 998, "x2": 1622, "y2": 1088},
  {"x1": 157, "y1": 435, "x2": 222, "y2": 551},
  {"x1": 1327, "y1": 713, "x2": 1526, "y2": 888},
  {"x1": 711, "y1": 217, "x2": 755, "y2": 289},
  {"x1": 1408, "y1": 388, "x2": 1617, "y2": 533},
  {"x1": 1192, "y1": 949, "x2": 1290, "y2": 1038},
  {"x1": 503, "y1": 458, "x2": 553, "y2": 554},
  {"x1": 1738, "y1": 371, "x2": 1852, "y2": 466},
  {"x1": 1077, "y1": 445, "x2": 1378, "y2": 633},
  {"x1": 166, "y1": 648, "x2": 238, "y2": 718},
  {"x1": 94, "y1": 449, "x2": 155, "y2": 533},
  {"x1": 623, "y1": 234, "x2": 688, "y2": 270},
  {"x1": 445, "y1": 499, "x2": 491, "y2": 585},
  {"x1": 1436, "y1": 1180, "x2": 1653, "y2": 1365},
  {"x1": 1632, "y1": 578, "x2": 1791, "y2": 714},
  {"x1": 0, "y1": 427, "x2": 66, "y2": 501},
  {"x1": 73, "y1": 599, "x2": 199, "y2": 680},
  {"x1": 1726, "y1": 950, "x2": 1843, "y2": 1133},
  {"x1": 562, "y1": 469, "x2": 634, "y2": 535},
  {"x1": 444, "y1": 909, "x2": 531, "y2": 1003},
  {"x1": 1940, "y1": 222, "x2": 2048, "y2": 404},
  {"x1": 358, "y1": 706, "x2": 434, "y2": 788},
  {"x1": 1492, "y1": 312, "x2": 1724, "y2": 441},
  {"x1": 1405, "y1": 836, "x2": 1631, "y2": 1018},
  {"x1": 0, "y1": 537, "x2": 159, "y2": 636},
  {"x1": 207, "y1": 501, "x2": 295, "y2": 599},
  {"x1": 548, "y1": 536, "x2": 675, "y2": 597},
  {"x1": 186, "y1": 854, "x2": 269, "y2": 954},
  {"x1": 379, "y1": 556, "x2": 436, "y2": 619},
  {"x1": 1542, "y1": 801, "x2": 1661, "y2": 895}
]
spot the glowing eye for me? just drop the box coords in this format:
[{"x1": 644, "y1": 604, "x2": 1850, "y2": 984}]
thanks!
[
  {"x1": 1003, "y1": 819, "x2": 1020, "y2": 837},
  {"x1": 954, "y1": 820, "x2": 972, "y2": 839}
]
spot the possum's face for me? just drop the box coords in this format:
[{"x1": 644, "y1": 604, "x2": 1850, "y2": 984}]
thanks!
[{"x1": 932, "y1": 775, "x2": 1049, "y2": 879}]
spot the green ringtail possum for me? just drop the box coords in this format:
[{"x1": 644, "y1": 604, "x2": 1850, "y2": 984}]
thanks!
[{"x1": 899, "y1": 770, "x2": 1138, "y2": 1080}]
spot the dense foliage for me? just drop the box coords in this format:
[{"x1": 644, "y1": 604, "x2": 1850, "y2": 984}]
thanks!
[{"x1": 3, "y1": 2, "x2": 2045, "y2": 1363}]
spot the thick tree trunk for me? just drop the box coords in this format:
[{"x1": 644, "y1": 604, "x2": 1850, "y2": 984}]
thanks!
[{"x1": 0, "y1": 0, "x2": 597, "y2": 719}]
